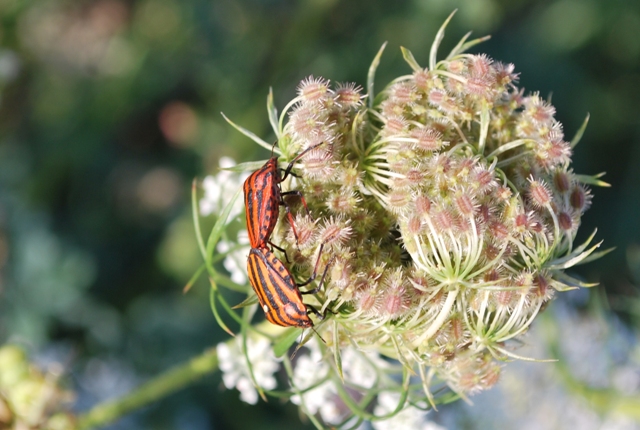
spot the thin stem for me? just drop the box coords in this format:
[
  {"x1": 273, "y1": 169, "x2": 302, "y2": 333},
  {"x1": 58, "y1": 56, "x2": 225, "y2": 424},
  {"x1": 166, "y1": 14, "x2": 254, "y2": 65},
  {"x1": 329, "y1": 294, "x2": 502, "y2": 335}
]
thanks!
[{"x1": 411, "y1": 288, "x2": 459, "y2": 348}]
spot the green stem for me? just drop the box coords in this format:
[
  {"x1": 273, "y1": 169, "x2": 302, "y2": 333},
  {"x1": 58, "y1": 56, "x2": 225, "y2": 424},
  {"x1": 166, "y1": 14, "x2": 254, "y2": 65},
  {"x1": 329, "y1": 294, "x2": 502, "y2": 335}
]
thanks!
[{"x1": 76, "y1": 348, "x2": 219, "y2": 430}]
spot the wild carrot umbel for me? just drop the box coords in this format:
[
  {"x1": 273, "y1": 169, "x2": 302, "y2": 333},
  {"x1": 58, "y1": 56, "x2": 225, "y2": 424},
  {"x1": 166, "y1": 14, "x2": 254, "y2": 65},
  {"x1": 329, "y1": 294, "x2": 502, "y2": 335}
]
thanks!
[{"x1": 211, "y1": 12, "x2": 610, "y2": 427}]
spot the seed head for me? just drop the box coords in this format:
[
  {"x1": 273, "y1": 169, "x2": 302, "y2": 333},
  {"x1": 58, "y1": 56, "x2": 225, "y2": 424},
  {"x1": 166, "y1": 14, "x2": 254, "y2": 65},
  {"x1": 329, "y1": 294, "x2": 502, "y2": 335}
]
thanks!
[
  {"x1": 334, "y1": 82, "x2": 364, "y2": 108},
  {"x1": 427, "y1": 88, "x2": 447, "y2": 106},
  {"x1": 380, "y1": 269, "x2": 412, "y2": 319},
  {"x1": 557, "y1": 211, "x2": 574, "y2": 232},
  {"x1": 339, "y1": 164, "x2": 364, "y2": 190},
  {"x1": 297, "y1": 76, "x2": 332, "y2": 102},
  {"x1": 454, "y1": 191, "x2": 477, "y2": 217},
  {"x1": 329, "y1": 257, "x2": 353, "y2": 290},
  {"x1": 496, "y1": 185, "x2": 512, "y2": 201},
  {"x1": 413, "y1": 68, "x2": 431, "y2": 91},
  {"x1": 570, "y1": 185, "x2": 592, "y2": 212},
  {"x1": 301, "y1": 147, "x2": 336, "y2": 181},
  {"x1": 404, "y1": 215, "x2": 425, "y2": 236},
  {"x1": 533, "y1": 272, "x2": 554, "y2": 302},
  {"x1": 432, "y1": 207, "x2": 457, "y2": 232},
  {"x1": 464, "y1": 75, "x2": 495, "y2": 99},
  {"x1": 356, "y1": 287, "x2": 379, "y2": 315},
  {"x1": 318, "y1": 216, "x2": 352, "y2": 248},
  {"x1": 553, "y1": 169, "x2": 572, "y2": 193},
  {"x1": 389, "y1": 82, "x2": 420, "y2": 105},
  {"x1": 414, "y1": 195, "x2": 432, "y2": 217},
  {"x1": 288, "y1": 104, "x2": 324, "y2": 141},
  {"x1": 494, "y1": 62, "x2": 519, "y2": 87},
  {"x1": 410, "y1": 127, "x2": 446, "y2": 152},
  {"x1": 447, "y1": 59, "x2": 466, "y2": 74},
  {"x1": 527, "y1": 176, "x2": 552, "y2": 208},
  {"x1": 326, "y1": 190, "x2": 361, "y2": 214},
  {"x1": 219, "y1": 17, "x2": 605, "y2": 425},
  {"x1": 524, "y1": 93, "x2": 556, "y2": 125},
  {"x1": 386, "y1": 188, "x2": 413, "y2": 214},
  {"x1": 286, "y1": 214, "x2": 318, "y2": 249}
]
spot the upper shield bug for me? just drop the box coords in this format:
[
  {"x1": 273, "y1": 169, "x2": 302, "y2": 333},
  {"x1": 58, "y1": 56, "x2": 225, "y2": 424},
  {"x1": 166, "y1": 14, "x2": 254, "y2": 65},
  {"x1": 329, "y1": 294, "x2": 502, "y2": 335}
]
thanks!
[{"x1": 243, "y1": 142, "x2": 323, "y2": 250}]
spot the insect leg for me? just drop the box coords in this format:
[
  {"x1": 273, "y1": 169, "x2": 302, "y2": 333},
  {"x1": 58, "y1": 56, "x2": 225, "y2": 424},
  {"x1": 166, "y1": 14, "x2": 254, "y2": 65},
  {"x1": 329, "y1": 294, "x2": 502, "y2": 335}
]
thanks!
[
  {"x1": 268, "y1": 241, "x2": 290, "y2": 264},
  {"x1": 299, "y1": 244, "x2": 335, "y2": 295},
  {"x1": 281, "y1": 190, "x2": 311, "y2": 218}
]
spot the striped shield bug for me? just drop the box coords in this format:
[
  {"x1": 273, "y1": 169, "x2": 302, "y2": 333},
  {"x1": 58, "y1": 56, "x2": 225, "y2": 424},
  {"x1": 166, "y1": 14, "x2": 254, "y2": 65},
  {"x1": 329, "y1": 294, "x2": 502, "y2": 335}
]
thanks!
[
  {"x1": 246, "y1": 244, "x2": 331, "y2": 328},
  {"x1": 243, "y1": 142, "x2": 323, "y2": 250}
]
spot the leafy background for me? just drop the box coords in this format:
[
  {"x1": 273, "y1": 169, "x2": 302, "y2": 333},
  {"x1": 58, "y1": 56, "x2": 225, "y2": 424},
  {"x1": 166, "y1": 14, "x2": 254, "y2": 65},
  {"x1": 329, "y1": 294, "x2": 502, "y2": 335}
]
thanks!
[{"x1": 0, "y1": 0, "x2": 639, "y2": 428}]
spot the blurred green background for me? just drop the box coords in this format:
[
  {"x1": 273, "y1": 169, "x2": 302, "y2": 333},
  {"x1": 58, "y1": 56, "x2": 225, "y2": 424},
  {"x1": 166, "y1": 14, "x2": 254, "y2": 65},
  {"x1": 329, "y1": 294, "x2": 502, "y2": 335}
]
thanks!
[{"x1": 0, "y1": 0, "x2": 639, "y2": 429}]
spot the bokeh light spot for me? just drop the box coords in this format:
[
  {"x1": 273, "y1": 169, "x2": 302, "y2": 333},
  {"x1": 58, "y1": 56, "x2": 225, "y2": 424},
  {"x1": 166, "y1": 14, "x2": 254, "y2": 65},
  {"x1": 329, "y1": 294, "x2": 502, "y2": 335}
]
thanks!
[{"x1": 159, "y1": 101, "x2": 199, "y2": 148}]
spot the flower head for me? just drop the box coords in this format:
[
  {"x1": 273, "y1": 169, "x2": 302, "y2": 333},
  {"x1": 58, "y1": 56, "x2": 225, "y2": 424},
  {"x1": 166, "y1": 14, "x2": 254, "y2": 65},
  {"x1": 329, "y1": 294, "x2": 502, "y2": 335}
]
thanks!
[
  {"x1": 373, "y1": 392, "x2": 444, "y2": 430},
  {"x1": 200, "y1": 156, "x2": 248, "y2": 220},
  {"x1": 216, "y1": 230, "x2": 251, "y2": 284},
  {"x1": 216, "y1": 336, "x2": 280, "y2": 405},
  {"x1": 211, "y1": 11, "x2": 607, "y2": 428}
]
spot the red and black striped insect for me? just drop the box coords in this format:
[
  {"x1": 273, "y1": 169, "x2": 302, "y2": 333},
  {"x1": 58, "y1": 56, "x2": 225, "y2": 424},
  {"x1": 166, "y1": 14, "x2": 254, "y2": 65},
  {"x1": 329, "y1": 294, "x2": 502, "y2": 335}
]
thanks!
[
  {"x1": 246, "y1": 245, "x2": 331, "y2": 328},
  {"x1": 243, "y1": 143, "x2": 322, "y2": 250}
]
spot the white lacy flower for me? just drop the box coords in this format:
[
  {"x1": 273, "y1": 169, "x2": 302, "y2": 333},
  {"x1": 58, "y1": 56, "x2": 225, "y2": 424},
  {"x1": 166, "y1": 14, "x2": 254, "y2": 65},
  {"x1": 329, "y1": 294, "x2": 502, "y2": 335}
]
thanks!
[
  {"x1": 200, "y1": 156, "x2": 248, "y2": 220},
  {"x1": 341, "y1": 347, "x2": 387, "y2": 390},
  {"x1": 216, "y1": 336, "x2": 280, "y2": 405},
  {"x1": 290, "y1": 342, "x2": 393, "y2": 425},
  {"x1": 290, "y1": 340, "x2": 344, "y2": 424},
  {"x1": 217, "y1": 230, "x2": 251, "y2": 285},
  {"x1": 373, "y1": 392, "x2": 443, "y2": 430}
]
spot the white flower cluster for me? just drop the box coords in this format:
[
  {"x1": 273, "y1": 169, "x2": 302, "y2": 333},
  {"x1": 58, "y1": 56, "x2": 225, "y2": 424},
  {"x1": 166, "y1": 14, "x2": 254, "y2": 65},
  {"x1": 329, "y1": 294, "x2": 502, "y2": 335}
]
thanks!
[
  {"x1": 202, "y1": 156, "x2": 251, "y2": 287},
  {"x1": 373, "y1": 392, "x2": 445, "y2": 430},
  {"x1": 199, "y1": 156, "x2": 248, "y2": 220},
  {"x1": 216, "y1": 336, "x2": 280, "y2": 405},
  {"x1": 217, "y1": 336, "x2": 444, "y2": 427},
  {"x1": 216, "y1": 229, "x2": 251, "y2": 285},
  {"x1": 289, "y1": 340, "x2": 388, "y2": 424},
  {"x1": 289, "y1": 342, "x2": 339, "y2": 424}
]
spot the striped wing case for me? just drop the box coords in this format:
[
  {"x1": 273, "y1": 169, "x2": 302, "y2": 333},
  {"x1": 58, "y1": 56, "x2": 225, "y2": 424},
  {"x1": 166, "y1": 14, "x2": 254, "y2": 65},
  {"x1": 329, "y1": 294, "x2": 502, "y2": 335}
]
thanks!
[
  {"x1": 243, "y1": 158, "x2": 280, "y2": 249},
  {"x1": 246, "y1": 247, "x2": 312, "y2": 328}
]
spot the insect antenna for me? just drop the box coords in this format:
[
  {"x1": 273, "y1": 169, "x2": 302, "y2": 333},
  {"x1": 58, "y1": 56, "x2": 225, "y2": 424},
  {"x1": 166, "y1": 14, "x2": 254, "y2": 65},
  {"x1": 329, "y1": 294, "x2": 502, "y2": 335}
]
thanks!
[
  {"x1": 281, "y1": 141, "x2": 326, "y2": 181},
  {"x1": 289, "y1": 326, "x2": 327, "y2": 360}
]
